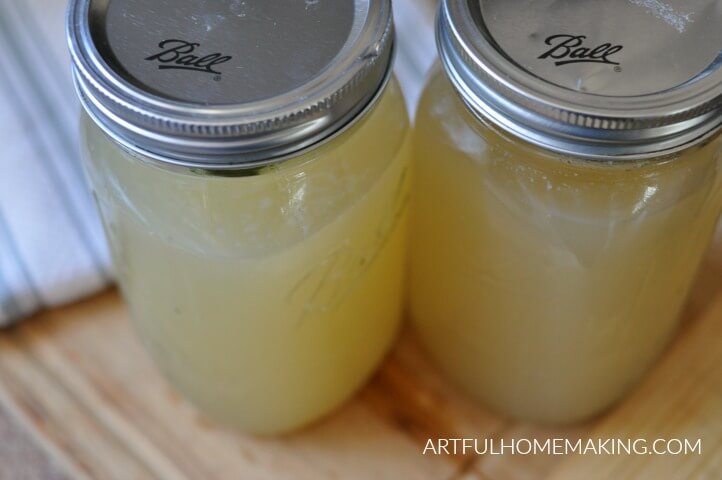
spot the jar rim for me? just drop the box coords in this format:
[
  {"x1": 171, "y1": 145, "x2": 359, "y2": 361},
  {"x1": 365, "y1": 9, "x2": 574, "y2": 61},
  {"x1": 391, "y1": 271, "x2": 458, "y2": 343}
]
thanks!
[
  {"x1": 67, "y1": 0, "x2": 395, "y2": 170},
  {"x1": 437, "y1": 0, "x2": 722, "y2": 160}
]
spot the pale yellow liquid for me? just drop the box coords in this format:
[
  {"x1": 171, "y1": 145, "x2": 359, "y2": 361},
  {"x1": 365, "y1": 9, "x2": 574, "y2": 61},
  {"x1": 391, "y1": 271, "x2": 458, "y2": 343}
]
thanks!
[
  {"x1": 410, "y1": 67, "x2": 722, "y2": 424},
  {"x1": 81, "y1": 78, "x2": 410, "y2": 434}
]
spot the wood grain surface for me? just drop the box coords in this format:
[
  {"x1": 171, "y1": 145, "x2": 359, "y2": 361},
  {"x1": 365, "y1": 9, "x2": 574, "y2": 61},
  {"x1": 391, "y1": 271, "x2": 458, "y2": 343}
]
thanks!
[{"x1": 1, "y1": 242, "x2": 722, "y2": 480}]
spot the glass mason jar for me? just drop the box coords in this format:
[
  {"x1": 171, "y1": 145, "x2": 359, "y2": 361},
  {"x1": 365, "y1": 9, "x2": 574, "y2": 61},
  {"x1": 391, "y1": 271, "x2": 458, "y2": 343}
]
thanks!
[
  {"x1": 410, "y1": 0, "x2": 722, "y2": 424},
  {"x1": 68, "y1": 0, "x2": 409, "y2": 434}
]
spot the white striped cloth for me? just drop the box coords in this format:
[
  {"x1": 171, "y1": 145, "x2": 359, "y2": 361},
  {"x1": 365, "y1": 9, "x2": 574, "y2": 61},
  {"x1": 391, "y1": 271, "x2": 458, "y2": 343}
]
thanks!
[{"x1": 0, "y1": 0, "x2": 438, "y2": 326}]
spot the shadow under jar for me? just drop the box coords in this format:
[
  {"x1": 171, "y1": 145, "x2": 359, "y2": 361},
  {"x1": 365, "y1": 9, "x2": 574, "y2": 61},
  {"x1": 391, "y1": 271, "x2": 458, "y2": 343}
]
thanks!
[
  {"x1": 410, "y1": 0, "x2": 722, "y2": 424},
  {"x1": 67, "y1": 0, "x2": 410, "y2": 434}
]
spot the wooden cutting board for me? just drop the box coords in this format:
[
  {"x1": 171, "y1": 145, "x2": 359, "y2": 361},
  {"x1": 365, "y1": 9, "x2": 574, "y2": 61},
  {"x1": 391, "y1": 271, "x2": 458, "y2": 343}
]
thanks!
[{"x1": 2, "y1": 243, "x2": 722, "y2": 480}]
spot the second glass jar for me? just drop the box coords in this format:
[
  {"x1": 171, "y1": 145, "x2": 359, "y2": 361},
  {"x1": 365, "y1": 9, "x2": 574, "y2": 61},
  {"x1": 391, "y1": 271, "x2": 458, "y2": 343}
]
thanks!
[{"x1": 409, "y1": 0, "x2": 722, "y2": 424}]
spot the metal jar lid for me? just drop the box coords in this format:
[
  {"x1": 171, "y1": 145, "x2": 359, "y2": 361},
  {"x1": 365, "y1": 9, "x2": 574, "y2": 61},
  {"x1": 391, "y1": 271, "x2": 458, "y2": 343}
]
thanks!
[
  {"x1": 438, "y1": 0, "x2": 722, "y2": 160},
  {"x1": 67, "y1": 0, "x2": 394, "y2": 170}
]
